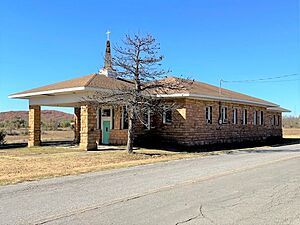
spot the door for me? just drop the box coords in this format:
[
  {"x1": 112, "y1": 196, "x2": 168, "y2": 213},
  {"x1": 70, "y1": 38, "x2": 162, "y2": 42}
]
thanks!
[{"x1": 102, "y1": 121, "x2": 110, "y2": 144}]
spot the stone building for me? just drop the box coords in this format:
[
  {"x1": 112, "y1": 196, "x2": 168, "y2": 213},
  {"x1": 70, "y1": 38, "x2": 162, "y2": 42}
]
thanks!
[{"x1": 9, "y1": 38, "x2": 289, "y2": 150}]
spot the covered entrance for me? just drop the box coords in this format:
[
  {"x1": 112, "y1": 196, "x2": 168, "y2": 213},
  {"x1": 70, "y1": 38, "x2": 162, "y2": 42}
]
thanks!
[{"x1": 98, "y1": 107, "x2": 113, "y2": 145}]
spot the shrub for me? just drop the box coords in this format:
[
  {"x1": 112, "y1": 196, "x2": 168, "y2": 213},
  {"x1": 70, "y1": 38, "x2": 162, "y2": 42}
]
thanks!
[
  {"x1": 0, "y1": 130, "x2": 6, "y2": 145},
  {"x1": 59, "y1": 120, "x2": 72, "y2": 128}
]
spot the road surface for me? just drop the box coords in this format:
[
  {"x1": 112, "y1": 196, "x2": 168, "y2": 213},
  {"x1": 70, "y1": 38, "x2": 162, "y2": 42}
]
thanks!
[{"x1": 0, "y1": 144, "x2": 299, "y2": 225}]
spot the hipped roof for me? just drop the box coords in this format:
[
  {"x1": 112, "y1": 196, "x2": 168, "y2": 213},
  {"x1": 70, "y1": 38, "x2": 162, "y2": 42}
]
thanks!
[{"x1": 10, "y1": 74, "x2": 282, "y2": 108}]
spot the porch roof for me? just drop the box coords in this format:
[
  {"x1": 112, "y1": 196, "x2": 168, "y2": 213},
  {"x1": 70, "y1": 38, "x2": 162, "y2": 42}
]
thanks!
[{"x1": 9, "y1": 74, "x2": 131, "y2": 99}]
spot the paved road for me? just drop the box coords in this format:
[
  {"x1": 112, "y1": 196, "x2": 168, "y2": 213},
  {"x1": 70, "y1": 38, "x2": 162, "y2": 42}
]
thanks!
[{"x1": 0, "y1": 144, "x2": 300, "y2": 225}]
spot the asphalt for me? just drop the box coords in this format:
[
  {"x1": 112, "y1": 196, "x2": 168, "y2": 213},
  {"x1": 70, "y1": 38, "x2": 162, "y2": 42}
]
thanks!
[{"x1": 0, "y1": 144, "x2": 299, "y2": 225}]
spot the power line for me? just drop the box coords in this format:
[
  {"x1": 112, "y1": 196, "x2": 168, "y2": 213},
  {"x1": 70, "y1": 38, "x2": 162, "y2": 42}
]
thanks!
[
  {"x1": 221, "y1": 73, "x2": 299, "y2": 83},
  {"x1": 223, "y1": 78, "x2": 300, "y2": 84},
  {"x1": 218, "y1": 73, "x2": 300, "y2": 95}
]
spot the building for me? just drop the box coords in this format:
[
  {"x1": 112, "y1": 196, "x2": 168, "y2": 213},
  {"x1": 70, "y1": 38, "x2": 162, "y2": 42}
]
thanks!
[{"x1": 9, "y1": 37, "x2": 289, "y2": 150}]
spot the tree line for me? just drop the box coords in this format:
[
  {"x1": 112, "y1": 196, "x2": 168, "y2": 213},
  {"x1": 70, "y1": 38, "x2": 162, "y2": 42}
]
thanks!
[
  {"x1": 282, "y1": 116, "x2": 300, "y2": 128},
  {"x1": 0, "y1": 117, "x2": 73, "y2": 134}
]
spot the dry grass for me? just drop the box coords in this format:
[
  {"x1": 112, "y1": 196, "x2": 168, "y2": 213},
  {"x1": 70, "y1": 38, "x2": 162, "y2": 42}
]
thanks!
[
  {"x1": 0, "y1": 147, "x2": 206, "y2": 186},
  {"x1": 5, "y1": 130, "x2": 74, "y2": 144},
  {"x1": 283, "y1": 128, "x2": 300, "y2": 138}
]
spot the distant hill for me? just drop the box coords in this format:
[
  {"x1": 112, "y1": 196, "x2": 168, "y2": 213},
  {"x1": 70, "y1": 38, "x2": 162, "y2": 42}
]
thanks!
[{"x1": 0, "y1": 110, "x2": 73, "y2": 123}]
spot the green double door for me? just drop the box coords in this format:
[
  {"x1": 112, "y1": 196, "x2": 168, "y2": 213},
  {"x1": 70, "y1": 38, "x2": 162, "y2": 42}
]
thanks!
[{"x1": 102, "y1": 121, "x2": 110, "y2": 144}]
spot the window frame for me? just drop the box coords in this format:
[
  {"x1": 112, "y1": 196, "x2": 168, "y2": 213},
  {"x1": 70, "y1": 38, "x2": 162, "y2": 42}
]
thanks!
[
  {"x1": 221, "y1": 106, "x2": 228, "y2": 124},
  {"x1": 272, "y1": 115, "x2": 276, "y2": 126},
  {"x1": 258, "y1": 111, "x2": 264, "y2": 125},
  {"x1": 143, "y1": 109, "x2": 151, "y2": 129},
  {"x1": 242, "y1": 109, "x2": 248, "y2": 125},
  {"x1": 253, "y1": 111, "x2": 257, "y2": 125},
  {"x1": 205, "y1": 106, "x2": 212, "y2": 124},
  {"x1": 163, "y1": 108, "x2": 172, "y2": 124},
  {"x1": 232, "y1": 108, "x2": 238, "y2": 125},
  {"x1": 97, "y1": 107, "x2": 101, "y2": 130},
  {"x1": 121, "y1": 106, "x2": 129, "y2": 129}
]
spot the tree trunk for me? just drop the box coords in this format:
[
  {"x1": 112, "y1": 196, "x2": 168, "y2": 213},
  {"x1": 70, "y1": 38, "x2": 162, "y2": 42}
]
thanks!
[{"x1": 126, "y1": 112, "x2": 134, "y2": 153}]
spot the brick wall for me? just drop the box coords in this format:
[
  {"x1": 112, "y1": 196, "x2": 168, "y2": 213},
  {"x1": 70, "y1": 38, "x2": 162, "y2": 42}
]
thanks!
[
  {"x1": 135, "y1": 99, "x2": 282, "y2": 147},
  {"x1": 98, "y1": 99, "x2": 282, "y2": 147},
  {"x1": 109, "y1": 129, "x2": 128, "y2": 145}
]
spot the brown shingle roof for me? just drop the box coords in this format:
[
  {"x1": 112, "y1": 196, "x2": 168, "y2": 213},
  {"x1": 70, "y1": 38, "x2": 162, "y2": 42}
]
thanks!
[
  {"x1": 158, "y1": 77, "x2": 277, "y2": 107},
  {"x1": 10, "y1": 74, "x2": 278, "y2": 107},
  {"x1": 10, "y1": 74, "x2": 132, "y2": 96},
  {"x1": 11, "y1": 74, "x2": 96, "y2": 96}
]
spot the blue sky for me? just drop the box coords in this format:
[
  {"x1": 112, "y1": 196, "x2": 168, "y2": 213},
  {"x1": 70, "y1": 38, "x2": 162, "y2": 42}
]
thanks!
[{"x1": 0, "y1": 0, "x2": 299, "y2": 115}]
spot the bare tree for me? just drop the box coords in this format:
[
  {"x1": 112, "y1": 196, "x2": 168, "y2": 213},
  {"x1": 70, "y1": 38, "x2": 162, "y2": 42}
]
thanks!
[{"x1": 89, "y1": 33, "x2": 191, "y2": 153}]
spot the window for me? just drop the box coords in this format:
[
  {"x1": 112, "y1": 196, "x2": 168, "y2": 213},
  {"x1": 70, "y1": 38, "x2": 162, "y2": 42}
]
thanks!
[
  {"x1": 121, "y1": 106, "x2": 128, "y2": 129},
  {"x1": 272, "y1": 115, "x2": 276, "y2": 126},
  {"x1": 277, "y1": 115, "x2": 280, "y2": 126},
  {"x1": 143, "y1": 109, "x2": 151, "y2": 129},
  {"x1": 112, "y1": 108, "x2": 115, "y2": 129},
  {"x1": 232, "y1": 108, "x2": 238, "y2": 124},
  {"x1": 253, "y1": 111, "x2": 257, "y2": 125},
  {"x1": 97, "y1": 108, "x2": 101, "y2": 129},
  {"x1": 102, "y1": 109, "x2": 111, "y2": 117},
  {"x1": 242, "y1": 109, "x2": 247, "y2": 125},
  {"x1": 163, "y1": 109, "x2": 172, "y2": 124},
  {"x1": 205, "y1": 106, "x2": 212, "y2": 124},
  {"x1": 258, "y1": 111, "x2": 264, "y2": 125},
  {"x1": 221, "y1": 107, "x2": 228, "y2": 123}
]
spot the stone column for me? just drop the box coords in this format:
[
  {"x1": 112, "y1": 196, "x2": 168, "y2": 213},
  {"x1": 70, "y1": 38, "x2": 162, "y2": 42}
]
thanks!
[
  {"x1": 28, "y1": 105, "x2": 41, "y2": 147},
  {"x1": 79, "y1": 105, "x2": 98, "y2": 150},
  {"x1": 74, "y1": 107, "x2": 81, "y2": 144}
]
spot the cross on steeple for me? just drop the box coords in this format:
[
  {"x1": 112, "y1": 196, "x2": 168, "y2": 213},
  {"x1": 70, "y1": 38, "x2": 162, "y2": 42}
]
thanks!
[{"x1": 98, "y1": 31, "x2": 115, "y2": 77}]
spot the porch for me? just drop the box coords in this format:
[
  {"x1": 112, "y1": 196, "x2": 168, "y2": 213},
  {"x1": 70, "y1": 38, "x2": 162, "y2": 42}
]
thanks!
[{"x1": 28, "y1": 105, "x2": 129, "y2": 150}]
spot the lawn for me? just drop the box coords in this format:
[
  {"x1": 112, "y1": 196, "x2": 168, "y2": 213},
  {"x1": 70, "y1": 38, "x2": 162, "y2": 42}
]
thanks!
[{"x1": 0, "y1": 147, "x2": 205, "y2": 186}]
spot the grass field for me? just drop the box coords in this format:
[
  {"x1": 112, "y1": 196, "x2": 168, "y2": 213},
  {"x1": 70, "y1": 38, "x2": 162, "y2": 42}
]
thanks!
[
  {"x1": 5, "y1": 130, "x2": 74, "y2": 144},
  {"x1": 1, "y1": 128, "x2": 299, "y2": 186},
  {"x1": 0, "y1": 147, "x2": 210, "y2": 186},
  {"x1": 283, "y1": 128, "x2": 300, "y2": 138}
]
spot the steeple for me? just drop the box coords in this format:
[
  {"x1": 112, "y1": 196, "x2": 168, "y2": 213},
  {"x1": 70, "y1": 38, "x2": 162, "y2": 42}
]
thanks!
[{"x1": 98, "y1": 31, "x2": 115, "y2": 77}]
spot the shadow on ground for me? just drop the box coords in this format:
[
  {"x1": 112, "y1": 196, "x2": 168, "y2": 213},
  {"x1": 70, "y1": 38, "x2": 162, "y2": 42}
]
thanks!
[
  {"x1": 139, "y1": 138, "x2": 300, "y2": 153},
  {"x1": 1, "y1": 139, "x2": 299, "y2": 154},
  {"x1": 0, "y1": 141, "x2": 74, "y2": 150}
]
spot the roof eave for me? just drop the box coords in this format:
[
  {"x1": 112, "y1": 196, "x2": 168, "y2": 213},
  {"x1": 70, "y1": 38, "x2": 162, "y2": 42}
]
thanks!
[
  {"x1": 156, "y1": 93, "x2": 278, "y2": 107},
  {"x1": 8, "y1": 86, "x2": 90, "y2": 99},
  {"x1": 267, "y1": 107, "x2": 291, "y2": 113}
]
